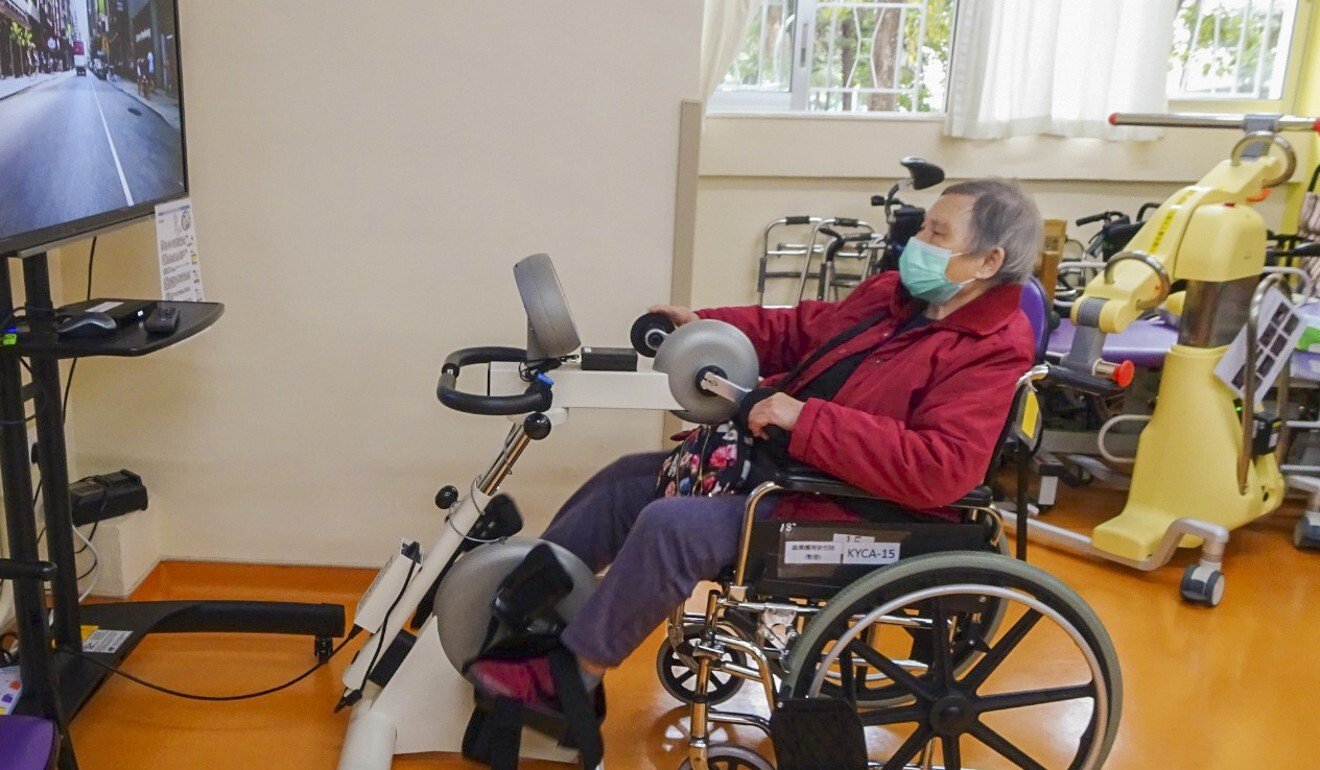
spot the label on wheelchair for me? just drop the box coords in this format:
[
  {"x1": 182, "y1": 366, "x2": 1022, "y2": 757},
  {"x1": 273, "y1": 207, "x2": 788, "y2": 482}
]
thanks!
[{"x1": 779, "y1": 524, "x2": 902, "y2": 577}]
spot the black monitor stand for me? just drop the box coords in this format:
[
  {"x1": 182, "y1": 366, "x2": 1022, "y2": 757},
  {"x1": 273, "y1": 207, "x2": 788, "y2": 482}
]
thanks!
[{"x1": 0, "y1": 253, "x2": 346, "y2": 769}]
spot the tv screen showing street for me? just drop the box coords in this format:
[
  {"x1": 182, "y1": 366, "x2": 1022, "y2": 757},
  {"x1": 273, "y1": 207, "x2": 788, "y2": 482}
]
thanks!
[{"x1": 0, "y1": 0, "x2": 186, "y2": 255}]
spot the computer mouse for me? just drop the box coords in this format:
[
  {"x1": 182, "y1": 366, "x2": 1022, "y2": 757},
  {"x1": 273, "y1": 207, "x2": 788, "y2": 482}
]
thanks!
[{"x1": 57, "y1": 312, "x2": 117, "y2": 338}]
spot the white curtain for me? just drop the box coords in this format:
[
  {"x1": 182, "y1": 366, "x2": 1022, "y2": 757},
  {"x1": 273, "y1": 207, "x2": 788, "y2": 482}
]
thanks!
[
  {"x1": 701, "y1": 0, "x2": 759, "y2": 104},
  {"x1": 945, "y1": 0, "x2": 1177, "y2": 141}
]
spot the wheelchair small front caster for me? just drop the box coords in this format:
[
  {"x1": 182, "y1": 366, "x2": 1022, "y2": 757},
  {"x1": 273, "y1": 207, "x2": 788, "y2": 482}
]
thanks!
[
  {"x1": 315, "y1": 636, "x2": 334, "y2": 663},
  {"x1": 1180, "y1": 564, "x2": 1224, "y2": 607},
  {"x1": 656, "y1": 625, "x2": 747, "y2": 706},
  {"x1": 1294, "y1": 514, "x2": 1320, "y2": 551},
  {"x1": 677, "y1": 743, "x2": 773, "y2": 770}
]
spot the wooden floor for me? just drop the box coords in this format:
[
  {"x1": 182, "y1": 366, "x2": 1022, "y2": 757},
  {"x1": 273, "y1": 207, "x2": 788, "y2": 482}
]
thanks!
[{"x1": 66, "y1": 487, "x2": 1320, "y2": 770}]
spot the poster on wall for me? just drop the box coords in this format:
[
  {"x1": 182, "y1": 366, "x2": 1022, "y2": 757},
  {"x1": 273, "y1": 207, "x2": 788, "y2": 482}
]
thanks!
[{"x1": 155, "y1": 198, "x2": 204, "y2": 302}]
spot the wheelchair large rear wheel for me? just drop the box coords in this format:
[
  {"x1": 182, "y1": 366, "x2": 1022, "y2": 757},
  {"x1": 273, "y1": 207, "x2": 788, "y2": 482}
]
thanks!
[
  {"x1": 814, "y1": 537, "x2": 1010, "y2": 709},
  {"x1": 784, "y1": 552, "x2": 1121, "y2": 770}
]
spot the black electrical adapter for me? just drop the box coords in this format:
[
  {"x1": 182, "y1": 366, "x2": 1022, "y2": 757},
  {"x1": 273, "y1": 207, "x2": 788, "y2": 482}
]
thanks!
[
  {"x1": 580, "y1": 346, "x2": 638, "y2": 372},
  {"x1": 69, "y1": 469, "x2": 149, "y2": 527}
]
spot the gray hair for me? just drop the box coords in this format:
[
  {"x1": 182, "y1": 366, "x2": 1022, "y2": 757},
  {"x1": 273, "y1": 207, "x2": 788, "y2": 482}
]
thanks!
[{"x1": 941, "y1": 179, "x2": 1042, "y2": 285}]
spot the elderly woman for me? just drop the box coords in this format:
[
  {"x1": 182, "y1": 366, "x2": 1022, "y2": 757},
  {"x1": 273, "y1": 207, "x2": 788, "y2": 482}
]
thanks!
[{"x1": 470, "y1": 178, "x2": 1042, "y2": 704}]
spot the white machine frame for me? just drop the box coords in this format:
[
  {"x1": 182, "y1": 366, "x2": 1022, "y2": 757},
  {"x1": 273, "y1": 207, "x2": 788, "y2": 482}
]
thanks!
[{"x1": 337, "y1": 361, "x2": 679, "y2": 769}]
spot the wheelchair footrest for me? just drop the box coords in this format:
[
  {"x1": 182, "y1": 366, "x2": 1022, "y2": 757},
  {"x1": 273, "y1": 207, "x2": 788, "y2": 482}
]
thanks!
[{"x1": 770, "y1": 697, "x2": 868, "y2": 770}]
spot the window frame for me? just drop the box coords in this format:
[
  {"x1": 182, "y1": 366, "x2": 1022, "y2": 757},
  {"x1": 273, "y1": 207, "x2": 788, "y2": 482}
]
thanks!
[
  {"x1": 708, "y1": 0, "x2": 955, "y2": 116},
  {"x1": 1169, "y1": 0, "x2": 1313, "y2": 113},
  {"x1": 709, "y1": 0, "x2": 1315, "y2": 120}
]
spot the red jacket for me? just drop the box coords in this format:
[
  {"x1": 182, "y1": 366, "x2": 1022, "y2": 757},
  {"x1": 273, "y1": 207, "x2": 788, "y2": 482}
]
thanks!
[{"x1": 697, "y1": 272, "x2": 1034, "y2": 522}]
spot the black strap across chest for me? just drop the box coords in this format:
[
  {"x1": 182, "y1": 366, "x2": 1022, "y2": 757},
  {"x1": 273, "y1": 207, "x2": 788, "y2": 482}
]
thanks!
[{"x1": 784, "y1": 311, "x2": 932, "y2": 400}]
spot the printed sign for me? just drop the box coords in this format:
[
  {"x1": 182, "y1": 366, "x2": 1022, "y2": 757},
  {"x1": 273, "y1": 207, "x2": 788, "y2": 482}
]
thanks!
[
  {"x1": 83, "y1": 629, "x2": 132, "y2": 654},
  {"x1": 781, "y1": 530, "x2": 901, "y2": 567},
  {"x1": 1214, "y1": 286, "x2": 1305, "y2": 398},
  {"x1": 156, "y1": 197, "x2": 204, "y2": 302},
  {"x1": 783, "y1": 540, "x2": 840, "y2": 565}
]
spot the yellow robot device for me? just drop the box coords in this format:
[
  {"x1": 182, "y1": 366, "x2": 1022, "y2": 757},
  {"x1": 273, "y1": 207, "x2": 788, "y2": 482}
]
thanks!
[{"x1": 1010, "y1": 112, "x2": 1318, "y2": 606}]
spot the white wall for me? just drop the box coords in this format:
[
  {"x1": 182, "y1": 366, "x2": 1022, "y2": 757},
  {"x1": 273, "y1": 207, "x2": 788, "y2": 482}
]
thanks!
[
  {"x1": 693, "y1": 115, "x2": 1295, "y2": 308},
  {"x1": 54, "y1": 1, "x2": 703, "y2": 569}
]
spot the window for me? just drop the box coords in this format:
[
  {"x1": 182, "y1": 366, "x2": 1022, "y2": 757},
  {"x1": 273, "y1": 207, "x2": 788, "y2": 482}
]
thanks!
[
  {"x1": 1169, "y1": 0, "x2": 1300, "y2": 100},
  {"x1": 715, "y1": 0, "x2": 1305, "y2": 115},
  {"x1": 712, "y1": 0, "x2": 957, "y2": 114}
]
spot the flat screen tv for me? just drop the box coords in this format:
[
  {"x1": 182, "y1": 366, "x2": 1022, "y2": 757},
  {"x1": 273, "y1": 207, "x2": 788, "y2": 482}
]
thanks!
[{"x1": 0, "y1": 0, "x2": 187, "y2": 256}]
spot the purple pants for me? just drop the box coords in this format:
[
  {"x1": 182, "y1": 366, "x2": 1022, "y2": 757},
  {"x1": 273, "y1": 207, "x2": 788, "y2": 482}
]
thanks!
[{"x1": 541, "y1": 452, "x2": 775, "y2": 667}]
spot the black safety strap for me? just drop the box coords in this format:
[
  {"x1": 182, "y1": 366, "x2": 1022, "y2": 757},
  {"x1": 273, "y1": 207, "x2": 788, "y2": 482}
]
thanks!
[
  {"x1": 547, "y1": 647, "x2": 604, "y2": 768},
  {"x1": 462, "y1": 697, "x2": 524, "y2": 770},
  {"x1": 780, "y1": 311, "x2": 889, "y2": 394}
]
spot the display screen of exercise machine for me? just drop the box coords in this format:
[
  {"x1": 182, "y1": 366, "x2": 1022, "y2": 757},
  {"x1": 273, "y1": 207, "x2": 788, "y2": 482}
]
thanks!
[{"x1": 0, "y1": 0, "x2": 189, "y2": 256}]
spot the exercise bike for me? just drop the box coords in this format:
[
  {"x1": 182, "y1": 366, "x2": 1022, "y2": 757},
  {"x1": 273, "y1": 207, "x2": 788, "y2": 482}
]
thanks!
[{"x1": 336, "y1": 254, "x2": 1122, "y2": 769}]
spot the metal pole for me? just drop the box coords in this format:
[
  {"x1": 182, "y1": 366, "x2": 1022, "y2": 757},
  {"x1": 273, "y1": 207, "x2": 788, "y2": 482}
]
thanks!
[
  {"x1": 0, "y1": 260, "x2": 64, "y2": 724},
  {"x1": 22, "y1": 253, "x2": 82, "y2": 648}
]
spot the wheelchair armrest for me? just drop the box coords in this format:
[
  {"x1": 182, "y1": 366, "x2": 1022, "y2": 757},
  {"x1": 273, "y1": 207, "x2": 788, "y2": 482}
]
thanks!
[
  {"x1": 771, "y1": 461, "x2": 874, "y2": 499},
  {"x1": 768, "y1": 461, "x2": 993, "y2": 509}
]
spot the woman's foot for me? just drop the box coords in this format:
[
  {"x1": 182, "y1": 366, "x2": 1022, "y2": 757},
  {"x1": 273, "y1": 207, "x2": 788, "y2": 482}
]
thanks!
[
  {"x1": 467, "y1": 654, "x2": 606, "y2": 708},
  {"x1": 468, "y1": 656, "x2": 559, "y2": 707}
]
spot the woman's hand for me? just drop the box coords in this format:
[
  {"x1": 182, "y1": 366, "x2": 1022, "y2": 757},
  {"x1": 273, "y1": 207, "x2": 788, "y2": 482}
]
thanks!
[
  {"x1": 649, "y1": 305, "x2": 699, "y2": 327},
  {"x1": 746, "y1": 393, "x2": 806, "y2": 440}
]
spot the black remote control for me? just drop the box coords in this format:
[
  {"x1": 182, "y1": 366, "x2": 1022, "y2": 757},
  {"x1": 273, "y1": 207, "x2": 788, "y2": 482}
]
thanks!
[{"x1": 144, "y1": 305, "x2": 180, "y2": 335}]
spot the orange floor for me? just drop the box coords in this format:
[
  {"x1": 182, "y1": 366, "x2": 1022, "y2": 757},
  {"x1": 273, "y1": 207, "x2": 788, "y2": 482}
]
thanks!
[{"x1": 63, "y1": 487, "x2": 1320, "y2": 770}]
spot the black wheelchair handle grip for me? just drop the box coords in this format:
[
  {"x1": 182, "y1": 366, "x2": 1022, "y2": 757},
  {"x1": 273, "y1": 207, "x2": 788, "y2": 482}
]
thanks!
[
  {"x1": 784, "y1": 215, "x2": 814, "y2": 225},
  {"x1": 437, "y1": 346, "x2": 554, "y2": 416},
  {"x1": 1075, "y1": 210, "x2": 1125, "y2": 226},
  {"x1": 1290, "y1": 241, "x2": 1320, "y2": 257},
  {"x1": 834, "y1": 217, "x2": 861, "y2": 227},
  {"x1": 1041, "y1": 366, "x2": 1123, "y2": 397}
]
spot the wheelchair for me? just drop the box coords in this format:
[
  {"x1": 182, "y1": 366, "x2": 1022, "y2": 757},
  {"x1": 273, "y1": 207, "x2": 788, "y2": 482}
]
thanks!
[
  {"x1": 656, "y1": 369, "x2": 1123, "y2": 770},
  {"x1": 337, "y1": 254, "x2": 1121, "y2": 770}
]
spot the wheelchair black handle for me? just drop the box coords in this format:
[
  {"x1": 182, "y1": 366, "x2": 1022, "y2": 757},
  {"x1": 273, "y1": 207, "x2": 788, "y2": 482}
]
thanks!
[
  {"x1": 437, "y1": 346, "x2": 554, "y2": 416},
  {"x1": 834, "y1": 217, "x2": 861, "y2": 228},
  {"x1": 1041, "y1": 365, "x2": 1125, "y2": 397},
  {"x1": 1075, "y1": 211, "x2": 1127, "y2": 227},
  {"x1": 784, "y1": 215, "x2": 814, "y2": 225},
  {"x1": 1285, "y1": 241, "x2": 1320, "y2": 257},
  {"x1": 0, "y1": 558, "x2": 56, "y2": 581}
]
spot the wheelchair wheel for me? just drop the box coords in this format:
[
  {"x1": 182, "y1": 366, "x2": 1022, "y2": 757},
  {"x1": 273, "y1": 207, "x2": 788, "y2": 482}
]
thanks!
[
  {"x1": 677, "y1": 743, "x2": 773, "y2": 770},
  {"x1": 815, "y1": 537, "x2": 1009, "y2": 709},
  {"x1": 784, "y1": 552, "x2": 1121, "y2": 770},
  {"x1": 656, "y1": 624, "x2": 749, "y2": 706}
]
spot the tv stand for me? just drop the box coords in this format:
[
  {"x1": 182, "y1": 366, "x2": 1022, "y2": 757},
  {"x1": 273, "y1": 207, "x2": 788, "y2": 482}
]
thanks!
[{"x1": 0, "y1": 252, "x2": 345, "y2": 768}]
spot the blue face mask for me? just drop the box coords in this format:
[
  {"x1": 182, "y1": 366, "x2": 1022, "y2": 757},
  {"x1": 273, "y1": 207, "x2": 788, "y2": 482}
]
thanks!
[{"x1": 898, "y1": 237, "x2": 975, "y2": 305}]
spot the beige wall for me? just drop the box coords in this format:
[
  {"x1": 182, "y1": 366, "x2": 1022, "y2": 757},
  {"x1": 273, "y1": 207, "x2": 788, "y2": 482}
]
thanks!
[
  {"x1": 693, "y1": 116, "x2": 1295, "y2": 309},
  {"x1": 51, "y1": 1, "x2": 703, "y2": 572}
]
